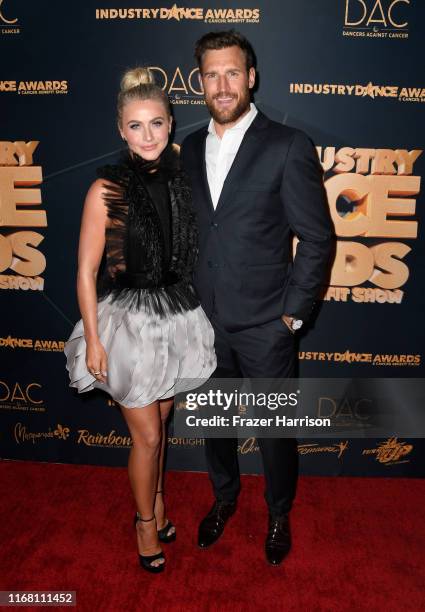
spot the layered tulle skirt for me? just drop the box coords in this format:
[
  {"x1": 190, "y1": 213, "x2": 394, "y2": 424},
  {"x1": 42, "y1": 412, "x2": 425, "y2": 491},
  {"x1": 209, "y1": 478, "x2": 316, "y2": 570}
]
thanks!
[{"x1": 64, "y1": 296, "x2": 217, "y2": 408}]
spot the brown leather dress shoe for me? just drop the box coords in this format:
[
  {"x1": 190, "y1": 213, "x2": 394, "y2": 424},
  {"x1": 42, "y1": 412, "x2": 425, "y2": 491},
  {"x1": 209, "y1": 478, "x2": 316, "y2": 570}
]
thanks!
[
  {"x1": 198, "y1": 500, "x2": 237, "y2": 548},
  {"x1": 265, "y1": 513, "x2": 291, "y2": 565}
]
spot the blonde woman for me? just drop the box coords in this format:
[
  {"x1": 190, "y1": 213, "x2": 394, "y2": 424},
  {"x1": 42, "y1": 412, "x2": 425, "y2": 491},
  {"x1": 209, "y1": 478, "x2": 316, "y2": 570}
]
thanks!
[{"x1": 65, "y1": 68, "x2": 216, "y2": 573}]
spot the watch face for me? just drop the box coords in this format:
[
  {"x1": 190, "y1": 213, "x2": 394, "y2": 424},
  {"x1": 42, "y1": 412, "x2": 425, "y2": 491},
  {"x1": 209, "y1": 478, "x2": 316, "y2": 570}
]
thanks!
[{"x1": 292, "y1": 319, "x2": 303, "y2": 330}]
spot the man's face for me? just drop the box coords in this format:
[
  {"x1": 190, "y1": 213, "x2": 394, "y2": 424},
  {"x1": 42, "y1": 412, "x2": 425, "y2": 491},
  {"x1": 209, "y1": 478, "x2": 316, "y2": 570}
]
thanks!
[{"x1": 200, "y1": 46, "x2": 255, "y2": 125}]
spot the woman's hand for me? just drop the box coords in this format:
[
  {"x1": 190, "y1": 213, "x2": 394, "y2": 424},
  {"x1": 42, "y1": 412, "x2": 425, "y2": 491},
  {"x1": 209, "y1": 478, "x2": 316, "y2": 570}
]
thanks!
[{"x1": 86, "y1": 339, "x2": 108, "y2": 384}]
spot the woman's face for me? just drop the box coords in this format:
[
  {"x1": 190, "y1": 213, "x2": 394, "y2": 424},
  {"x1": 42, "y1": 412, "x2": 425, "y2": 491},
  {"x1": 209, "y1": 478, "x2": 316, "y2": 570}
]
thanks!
[{"x1": 119, "y1": 98, "x2": 172, "y2": 161}]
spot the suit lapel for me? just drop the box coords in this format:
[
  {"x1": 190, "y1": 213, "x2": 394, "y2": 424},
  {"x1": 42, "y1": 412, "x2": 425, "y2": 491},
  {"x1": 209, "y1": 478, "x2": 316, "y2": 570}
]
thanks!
[
  {"x1": 201, "y1": 133, "x2": 215, "y2": 213},
  {"x1": 214, "y1": 111, "x2": 269, "y2": 214}
]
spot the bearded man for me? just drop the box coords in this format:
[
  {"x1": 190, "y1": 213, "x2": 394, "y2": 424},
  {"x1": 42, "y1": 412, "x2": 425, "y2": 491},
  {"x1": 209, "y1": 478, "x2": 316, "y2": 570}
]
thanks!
[{"x1": 180, "y1": 30, "x2": 333, "y2": 565}]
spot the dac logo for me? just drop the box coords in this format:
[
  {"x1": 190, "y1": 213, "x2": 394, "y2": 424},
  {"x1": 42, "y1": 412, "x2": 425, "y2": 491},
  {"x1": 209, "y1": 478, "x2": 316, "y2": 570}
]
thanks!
[
  {"x1": 0, "y1": 380, "x2": 42, "y2": 404},
  {"x1": 149, "y1": 66, "x2": 204, "y2": 105},
  {"x1": 0, "y1": 0, "x2": 16, "y2": 23},
  {"x1": 0, "y1": 141, "x2": 46, "y2": 291},
  {"x1": 0, "y1": 380, "x2": 45, "y2": 413},
  {"x1": 0, "y1": 0, "x2": 19, "y2": 34},
  {"x1": 318, "y1": 396, "x2": 372, "y2": 426},
  {"x1": 343, "y1": 0, "x2": 410, "y2": 39}
]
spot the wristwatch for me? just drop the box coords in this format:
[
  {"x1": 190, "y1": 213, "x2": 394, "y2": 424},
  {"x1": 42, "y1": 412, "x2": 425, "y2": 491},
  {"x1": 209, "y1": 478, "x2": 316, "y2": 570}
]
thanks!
[
  {"x1": 282, "y1": 315, "x2": 303, "y2": 332},
  {"x1": 290, "y1": 318, "x2": 303, "y2": 331}
]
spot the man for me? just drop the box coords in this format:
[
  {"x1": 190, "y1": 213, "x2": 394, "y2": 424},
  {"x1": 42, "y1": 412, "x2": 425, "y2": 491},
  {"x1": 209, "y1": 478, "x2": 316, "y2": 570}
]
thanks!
[{"x1": 180, "y1": 30, "x2": 333, "y2": 565}]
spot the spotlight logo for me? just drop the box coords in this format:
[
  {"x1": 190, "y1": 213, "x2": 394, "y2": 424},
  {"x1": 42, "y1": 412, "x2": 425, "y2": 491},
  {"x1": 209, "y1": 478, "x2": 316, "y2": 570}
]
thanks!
[
  {"x1": 0, "y1": 141, "x2": 46, "y2": 291},
  {"x1": 168, "y1": 436, "x2": 205, "y2": 447},
  {"x1": 289, "y1": 82, "x2": 424, "y2": 103},
  {"x1": 148, "y1": 66, "x2": 205, "y2": 106},
  {"x1": 0, "y1": 0, "x2": 20, "y2": 35},
  {"x1": 315, "y1": 145, "x2": 422, "y2": 304},
  {"x1": 343, "y1": 0, "x2": 410, "y2": 39},
  {"x1": 362, "y1": 437, "x2": 413, "y2": 464},
  {"x1": 95, "y1": 6, "x2": 260, "y2": 23},
  {"x1": 0, "y1": 80, "x2": 68, "y2": 95}
]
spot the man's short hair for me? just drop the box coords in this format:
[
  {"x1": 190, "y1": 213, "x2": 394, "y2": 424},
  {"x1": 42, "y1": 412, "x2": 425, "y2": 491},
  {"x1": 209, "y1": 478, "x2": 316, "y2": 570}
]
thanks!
[{"x1": 194, "y1": 30, "x2": 256, "y2": 73}]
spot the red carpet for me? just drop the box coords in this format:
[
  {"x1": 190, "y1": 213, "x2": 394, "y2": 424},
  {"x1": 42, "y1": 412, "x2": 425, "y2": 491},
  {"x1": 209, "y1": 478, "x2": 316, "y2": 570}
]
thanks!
[{"x1": 0, "y1": 460, "x2": 424, "y2": 611}]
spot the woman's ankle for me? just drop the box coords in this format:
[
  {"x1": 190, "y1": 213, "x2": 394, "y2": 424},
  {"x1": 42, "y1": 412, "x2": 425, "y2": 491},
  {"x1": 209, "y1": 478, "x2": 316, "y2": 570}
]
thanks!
[{"x1": 136, "y1": 519, "x2": 160, "y2": 551}]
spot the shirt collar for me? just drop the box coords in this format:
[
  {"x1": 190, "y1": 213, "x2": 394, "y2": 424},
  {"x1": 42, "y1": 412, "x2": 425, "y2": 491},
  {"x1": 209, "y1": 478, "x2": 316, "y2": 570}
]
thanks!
[{"x1": 208, "y1": 103, "x2": 258, "y2": 137}]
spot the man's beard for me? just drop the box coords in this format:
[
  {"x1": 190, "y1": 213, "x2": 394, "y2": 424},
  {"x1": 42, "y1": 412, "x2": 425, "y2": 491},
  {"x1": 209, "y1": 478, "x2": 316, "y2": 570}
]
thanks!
[{"x1": 205, "y1": 89, "x2": 251, "y2": 125}]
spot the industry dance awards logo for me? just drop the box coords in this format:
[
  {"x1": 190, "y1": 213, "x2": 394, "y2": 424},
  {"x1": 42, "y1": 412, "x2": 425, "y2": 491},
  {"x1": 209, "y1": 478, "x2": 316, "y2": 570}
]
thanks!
[
  {"x1": 148, "y1": 66, "x2": 205, "y2": 106},
  {"x1": 0, "y1": 0, "x2": 20, "y2": 35},
  {"x1": 316, "y1": 145, "x2": 422, "y2": 304},
  {"x1": 342, "y1": 0, "x2": 410, "y2": 39},
  {"x1": 0, "y1": 141, "x2": 46, "y2": 291},
  {"x1": 289, "y1": 82, "x2": 424, "y2": 104},
  {"x1": 95, "y1": 5, "x2": 260, "y2": 23},
  {"x1": 0, "y1": 336, "x2": 65, "y2": 351},
  {"x1": 0, "y1": 80, "x2": 68, "y2": 95},
  {"x1": 299, "y1": 350, "x2": 421, "y2": 367}
]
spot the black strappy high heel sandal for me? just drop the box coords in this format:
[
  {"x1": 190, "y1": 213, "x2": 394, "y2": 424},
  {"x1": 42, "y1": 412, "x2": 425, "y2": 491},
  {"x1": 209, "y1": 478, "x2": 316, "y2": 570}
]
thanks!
[
  {"x1": 135, "y1": 515, "x2": 165, "y2": 574},
  {"x1": 134, "y1": 491, "x2": 176, "y2": 544}
]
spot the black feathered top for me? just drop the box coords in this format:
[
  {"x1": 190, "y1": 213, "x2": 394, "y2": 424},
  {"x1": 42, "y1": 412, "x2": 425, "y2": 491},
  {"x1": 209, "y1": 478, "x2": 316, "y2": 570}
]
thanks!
[{"x1": 95, "y1": 144, "x2": 200, "y2": 317}]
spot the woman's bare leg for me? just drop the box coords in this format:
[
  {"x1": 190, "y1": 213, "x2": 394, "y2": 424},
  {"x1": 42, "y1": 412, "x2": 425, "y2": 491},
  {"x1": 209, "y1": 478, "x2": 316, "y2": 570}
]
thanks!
[
  {"x1": 121, "y1": 400, "x2": 164, "y2": 567},
  {"x1": 154, "y1": 398, "x2": 175, "y2": 535}
]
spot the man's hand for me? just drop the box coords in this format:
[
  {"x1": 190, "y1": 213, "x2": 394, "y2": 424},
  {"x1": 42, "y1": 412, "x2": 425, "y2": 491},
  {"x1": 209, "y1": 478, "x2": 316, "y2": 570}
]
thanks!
[{"x1": 281, "y1": 315, "x2": 295, "y2": 333}]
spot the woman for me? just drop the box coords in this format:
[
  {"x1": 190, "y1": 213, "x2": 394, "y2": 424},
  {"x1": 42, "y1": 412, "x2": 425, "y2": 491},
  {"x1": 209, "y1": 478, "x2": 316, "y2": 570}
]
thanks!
[{"x1": 64, "y1": 67, "x2": 216, "y2": 573}]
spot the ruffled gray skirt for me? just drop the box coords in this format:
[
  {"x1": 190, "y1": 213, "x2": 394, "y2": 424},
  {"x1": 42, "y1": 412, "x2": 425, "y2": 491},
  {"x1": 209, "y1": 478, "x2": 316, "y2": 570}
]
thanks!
[{"x1": 64, "y1": 296, "x2": 217, "y2": 408}]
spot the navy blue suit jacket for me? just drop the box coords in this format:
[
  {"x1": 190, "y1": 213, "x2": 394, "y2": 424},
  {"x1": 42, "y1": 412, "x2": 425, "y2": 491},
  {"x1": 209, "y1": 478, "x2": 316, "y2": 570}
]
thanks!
[{"x1": 180, "y1": 110, "x2": 334, "y2": 331}]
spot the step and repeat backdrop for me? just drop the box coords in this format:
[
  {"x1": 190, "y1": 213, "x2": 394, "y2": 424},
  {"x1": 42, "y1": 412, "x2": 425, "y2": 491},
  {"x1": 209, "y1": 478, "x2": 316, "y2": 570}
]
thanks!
[{"x1": 1, "y1": 0, "x2": 424, "y2": 476}]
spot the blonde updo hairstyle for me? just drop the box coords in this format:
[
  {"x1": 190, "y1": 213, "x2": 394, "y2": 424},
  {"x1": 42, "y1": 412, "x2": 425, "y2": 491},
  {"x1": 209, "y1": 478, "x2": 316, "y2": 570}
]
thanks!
[{"x1": 117, "y1": 67, "x2": 171, "y2": 129}]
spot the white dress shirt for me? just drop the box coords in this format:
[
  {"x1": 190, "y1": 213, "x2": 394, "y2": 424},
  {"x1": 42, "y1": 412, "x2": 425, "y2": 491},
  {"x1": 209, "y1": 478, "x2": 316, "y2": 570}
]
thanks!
[{"x1": 205, "y1": 103, "x2": 258, "y2": 209}]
